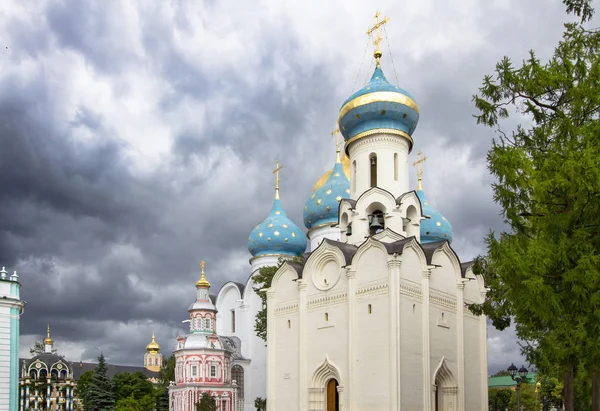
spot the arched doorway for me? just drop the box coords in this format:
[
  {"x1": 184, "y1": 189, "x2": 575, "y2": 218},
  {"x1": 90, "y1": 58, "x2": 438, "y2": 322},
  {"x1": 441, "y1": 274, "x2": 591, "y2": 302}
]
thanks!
[
  {"x1": 433, "y1": 357, "x2": 458, "y2": 411},
  {"x1": 326, "y1": 379, "x2": 339, "y2": 411}
]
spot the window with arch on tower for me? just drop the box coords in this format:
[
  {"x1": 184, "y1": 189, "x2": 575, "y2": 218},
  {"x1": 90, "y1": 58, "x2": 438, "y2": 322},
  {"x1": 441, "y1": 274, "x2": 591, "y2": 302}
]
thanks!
[{"x1": 369, "y1": 153, "x2": 378, "y2": 187}]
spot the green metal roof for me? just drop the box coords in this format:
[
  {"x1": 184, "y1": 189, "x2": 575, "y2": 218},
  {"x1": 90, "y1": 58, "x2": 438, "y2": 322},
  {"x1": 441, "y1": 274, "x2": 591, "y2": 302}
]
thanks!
[{"x1": 488, "y1": 372, "x2": 537, "y2": 388}]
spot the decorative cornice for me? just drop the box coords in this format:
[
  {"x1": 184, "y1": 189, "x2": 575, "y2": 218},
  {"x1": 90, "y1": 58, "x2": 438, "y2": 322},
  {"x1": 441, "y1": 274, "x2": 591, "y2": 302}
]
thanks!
[
  {"x1": 422, "y1": 269, "x2": 432, "y2": 279},
  {"x1": 307, "y1": 293, "x2": 348, "y2": 309},
  {"x1": 275, "y1": 303, "x2": 299, "y2": 316},
  {"x1": 346, "y1": 269, "x2": 356, "y2": 279},
  {"x1": 430, "y1": 290, "x2": 457, "y2": 311},
  {"x1": 399, "y1": 279, "x2": 422, "y2": 300},
  {"x1": 356, "y1": 282, "x2": 388, "y2": 298}
]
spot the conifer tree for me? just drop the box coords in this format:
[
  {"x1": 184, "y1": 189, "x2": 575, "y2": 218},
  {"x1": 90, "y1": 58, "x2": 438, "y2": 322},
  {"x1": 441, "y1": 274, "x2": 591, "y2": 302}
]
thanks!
[{"x1": 86, "y1": 353, "x2": 115, "y2": 411}]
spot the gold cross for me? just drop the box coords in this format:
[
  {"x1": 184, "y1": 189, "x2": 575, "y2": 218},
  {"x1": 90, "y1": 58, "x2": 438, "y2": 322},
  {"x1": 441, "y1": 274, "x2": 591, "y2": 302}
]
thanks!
[
  {"x1": 331, "y1": 127, "x2": 342, "y2": 161},
  {"x1": 200, "y1": 260, "x2": 205, "y2": 275},
  {"x1": 273, "y1": 160, "x2": 283, "y2": 199},
  {"x1": 412, "y1": 151, "x2": 427, "y2": 190},
  {"x1": 366, "y1": 11, "x2": 389, "y2": 66}
]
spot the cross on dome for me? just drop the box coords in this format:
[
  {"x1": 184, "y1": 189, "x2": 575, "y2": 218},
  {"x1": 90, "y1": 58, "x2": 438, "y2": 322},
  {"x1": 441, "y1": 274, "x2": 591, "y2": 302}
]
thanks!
[
  {"x1": 366, "y1": 11, "x2": 389, "y2": 67},
  {"x1": 330, "y1": 127, "x2": 342, "y2": 163},
  {"x1": 273, "y1": 160, "x2": 283, "y2": 199},
  {"x1": 196, "y1": 260, "x2": 210, "y2": 288},
  {"x1": 412, "y1": 150, "x2": 428, "y2": 190}
]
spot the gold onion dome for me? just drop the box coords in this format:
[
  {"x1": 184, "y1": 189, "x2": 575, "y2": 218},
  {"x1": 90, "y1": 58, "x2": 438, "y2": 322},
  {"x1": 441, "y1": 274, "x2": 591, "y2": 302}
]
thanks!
[
  {"x1": 195, "y1": 260, "x2": 210, "y2": 288},
  {"x1": 146, "y1": 332, "x2": 160, "y2": 352},
  {"x1": 44, "y1": 324, "x2": 53, "y2": 345},
  {"x1": 312, "y1": 153, "x2": 351, "y2": 193}
]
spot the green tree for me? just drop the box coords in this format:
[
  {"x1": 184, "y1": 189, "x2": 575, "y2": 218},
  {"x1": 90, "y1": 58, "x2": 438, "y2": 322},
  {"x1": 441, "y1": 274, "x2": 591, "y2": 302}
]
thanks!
[
  {"x1": 116, "y1": 394, "x2": 143, "y2": 411},
  {"x1": 155, "y1": 387, "x2": 170, "y2": 411},
  {"x1": 470, "y1": 1, "x2": 600, "y2": 409},
  {"x1": 112, "y1": 371, "x2": 154, "y2": 403},
  {"x1": 158, "y1": 355, "x2": 175, "y2": 385},
  {"x1": 74, "y1": 369, "x2": 94, "y2": 409},
  {"x1": 86, "y1": 353, "x2": 115, "y2": 411},
  {"x1": 253, "y1": 255, "x2": 303, "y2": 342},
  {"x1": 488, "y1": 388, "x2": 512, "y2": 411},
  {"x1": 195, "y1": 392, "x2": 217, "y2": 411},
  {"x1": 254, "y1": 397, "x2": 267, "y2": 411},
  {"x1": 29, "y1": 341, "x2": 57, "y2": 355}
]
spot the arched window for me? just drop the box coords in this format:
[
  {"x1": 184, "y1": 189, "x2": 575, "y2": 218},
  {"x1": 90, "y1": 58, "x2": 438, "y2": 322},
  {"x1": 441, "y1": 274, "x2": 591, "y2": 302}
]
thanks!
[
  {"x1": 231, "y1": 365, "x2": 244, "y2": 399},
  {"x1": 369, "y1": 153, "x2": 377, "y2": 187},
  {"x1": 30, "y1": 370, "x2": 37, "y2": 380},
  {"x1": 51, "y1": 369, "x2": 59, "y2": 380},
  {"x1": 394, "y1": 153, "x2": 398, "y2": 181},
  {"x1": 60, "y1": 370, "x2": 67, "y2": 380}
]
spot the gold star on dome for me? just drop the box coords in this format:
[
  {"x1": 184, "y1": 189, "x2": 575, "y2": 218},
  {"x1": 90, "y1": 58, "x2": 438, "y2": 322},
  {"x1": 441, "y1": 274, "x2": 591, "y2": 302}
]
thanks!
[
  {"x1": 326, "y1": 189, "x2": 332, "y2": 195},
  {"x1": 336, "y1": 196, "x2": 342, "y2": 202},
  {"x1": 316, "y1": 199, "x2": 322, "y2": 205}
]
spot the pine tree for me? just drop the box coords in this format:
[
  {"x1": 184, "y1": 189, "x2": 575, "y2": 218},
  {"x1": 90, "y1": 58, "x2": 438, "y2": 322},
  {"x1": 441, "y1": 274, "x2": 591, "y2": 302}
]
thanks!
[{"x1": 86, "y1": 353, "x2": 115, "y2": 411}]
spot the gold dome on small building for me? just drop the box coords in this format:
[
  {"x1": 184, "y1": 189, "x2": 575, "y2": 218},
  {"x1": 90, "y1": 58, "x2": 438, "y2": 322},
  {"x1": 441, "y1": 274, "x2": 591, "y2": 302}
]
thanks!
[
  {"x1": 195, "y1": 260, "x2": 210, "y2": 288},
  {"x1": 146, "y1": 332, "x2": 160, "y2": 353},
  {"x1": 312, "y1": 152, "x2": 351, "y2": 193},
  {"x1": 43, "y1": 324, "x2": 53, "y2": 345}
]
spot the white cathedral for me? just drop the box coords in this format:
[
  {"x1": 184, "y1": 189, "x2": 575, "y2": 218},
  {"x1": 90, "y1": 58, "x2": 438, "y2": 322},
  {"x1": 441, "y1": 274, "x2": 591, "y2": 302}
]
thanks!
[{"x1": 210, "y1": 13, "x2": 488, "y2": 411}]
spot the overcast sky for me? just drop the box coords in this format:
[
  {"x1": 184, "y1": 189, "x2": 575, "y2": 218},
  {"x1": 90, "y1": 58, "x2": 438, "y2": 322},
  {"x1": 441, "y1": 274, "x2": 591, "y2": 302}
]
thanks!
[{"x1": 0, "y1": 0, "x2": 583, "y2": 374}]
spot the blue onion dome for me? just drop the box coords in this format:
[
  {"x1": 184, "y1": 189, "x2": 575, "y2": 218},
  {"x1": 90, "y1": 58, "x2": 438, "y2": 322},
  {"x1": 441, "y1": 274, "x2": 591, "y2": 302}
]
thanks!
[
  {"x1": 338, "y1": 66, "x2": 420, "y2": 150},
  {"x1": 416, "y1": 189, "x2": 453, "y2": 243},
  {"x1": 304, "y1": 149, "x2": 350, "y2": 230},
  {"x1": 248, "y1": 172, "x2": 307, "y2": 257}
]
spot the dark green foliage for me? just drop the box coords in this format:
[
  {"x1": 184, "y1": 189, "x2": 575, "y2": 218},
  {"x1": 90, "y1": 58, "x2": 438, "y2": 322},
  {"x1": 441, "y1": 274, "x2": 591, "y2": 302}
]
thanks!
[
  {"x1": 253, "y1": 255, "x2": 303, "y2": 342},
  {"x1": 85, "y1": 354, "x2": 115, "y2": 411},
  {"x1": 155, "y1": 386, "x2": 170, "y2": 411},
  {"x1": 74, "y1": 369, "x2": 94, "y2": 409},
  {"x1": 29, "y1": 341, "x2": 57, "y2": 355},
  {"x1": 195, "y1": 392, "x2": 217, "y2": 411},
  {"x1": 563, "y1": 0, "x2": 594, "y2": 21},
  {"x1": 254, "y1": 397, "x2": 267, "y2": 411},
  {"x1": 471, "y1": 2, "x2": 600, "y2": 408},
  {"x1": 488, "y1": 388, "x2": 512, "y2": 411},
  {"x1": 112, "y1": 371, "x2": 154, "y2": 403},
  {"x1": 158, "y1": 354, "x2": 175, "y2": 386}
]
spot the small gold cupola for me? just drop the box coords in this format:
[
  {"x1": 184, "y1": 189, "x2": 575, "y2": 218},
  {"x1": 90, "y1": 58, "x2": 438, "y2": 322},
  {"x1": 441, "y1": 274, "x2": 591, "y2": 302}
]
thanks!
[
  {"x1": 195, "y1": 260, "x2": 210, "y2": 288},
  {"x1": 146, "y1": 331, "x2": 160, "y2": 353}
]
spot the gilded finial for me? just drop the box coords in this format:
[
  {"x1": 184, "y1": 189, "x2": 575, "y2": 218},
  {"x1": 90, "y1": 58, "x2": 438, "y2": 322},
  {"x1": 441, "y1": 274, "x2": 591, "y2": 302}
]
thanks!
[
  {"x1": 44, "y1": 324, "x2": 53, "y2": 345},
  {"x1": 196, "y1": 260, "x2": 210, "y2": 288},
  {"x1": 330, "y1": 127, "x2": 341, "y2": 163},
  {"x1": 366, "y1": 11, "x2": 389, "y2": 67},
  {"x1": 272, "y1": 160, "x2": 283, "y2": 200},
  {"x1": 146, "y1": 330, "x2": 160, "y2": 352},
  {"x1": 412, "y1": 150, "x2": 428, "y2": 190}
]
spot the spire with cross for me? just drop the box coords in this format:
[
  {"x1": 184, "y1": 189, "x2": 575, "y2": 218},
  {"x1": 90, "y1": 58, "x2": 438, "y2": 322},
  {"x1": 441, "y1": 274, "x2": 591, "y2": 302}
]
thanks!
[
  {"x1": 412, "y1": 151, "x2": 428, "y2": 190},
  {"x1": 330, "y1": 127, "x2": 342, "y2": 163},
  {"x1": 366, "y1": 11, "x2": 389, "y2": 67},
  {"x1": 273, "y1": 160, "x2": 283, "y2": 199}
]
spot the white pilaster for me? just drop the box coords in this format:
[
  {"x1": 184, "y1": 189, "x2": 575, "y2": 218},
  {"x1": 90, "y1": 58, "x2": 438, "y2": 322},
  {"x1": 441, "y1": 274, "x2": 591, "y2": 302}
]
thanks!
[
  {"x1": 346, "y1": 269, "x2": 356, "y2": 411},
  {"x1": 421, "y1": 268, "x2": 432, "y2": 411},
  {"x1": 480, "y1": 288, "x2": 489, "y2": 410},
  {"x1": 387, "y1": 260, "x2": 401, "y2": 410},
  {"x1": 266, "y1": 290, "x2": 276, "y2": 411},
  {"x1": 456, "y1": 282, "x2": 466, "y2": 411},
  {"x1": 298, "y1": 280, "x2": 307, "y2": 411}
]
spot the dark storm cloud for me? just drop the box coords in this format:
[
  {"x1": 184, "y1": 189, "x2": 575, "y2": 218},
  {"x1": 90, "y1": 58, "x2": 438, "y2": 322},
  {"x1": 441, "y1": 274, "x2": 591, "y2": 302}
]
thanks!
[{"x1": 0, "y1": 0, "x2": 580, "y2": 367}]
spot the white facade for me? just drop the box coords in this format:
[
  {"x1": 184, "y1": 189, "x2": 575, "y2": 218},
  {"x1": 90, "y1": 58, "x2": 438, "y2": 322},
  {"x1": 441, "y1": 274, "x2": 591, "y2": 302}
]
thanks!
[
  {"x1": 215, "y1": 255, "x2": 277, "y2": 411},
  {"x1": 0, "y1": 267, "x2": 25, "y2": 411},
  {"x1": 267, "y1": 232, "x2": 488, "y2": 411}
]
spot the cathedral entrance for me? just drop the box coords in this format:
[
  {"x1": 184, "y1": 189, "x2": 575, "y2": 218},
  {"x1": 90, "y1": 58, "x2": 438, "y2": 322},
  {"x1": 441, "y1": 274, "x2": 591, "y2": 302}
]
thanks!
[{"x1": 326, "y1": 378, "x2": 339, "y2": 411}]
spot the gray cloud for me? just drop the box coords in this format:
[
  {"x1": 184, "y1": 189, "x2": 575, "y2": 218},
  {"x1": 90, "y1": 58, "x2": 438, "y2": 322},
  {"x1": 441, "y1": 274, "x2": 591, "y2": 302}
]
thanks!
[{"x1": 0, "y1": 0, "x2": 581, "y2": 369}]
